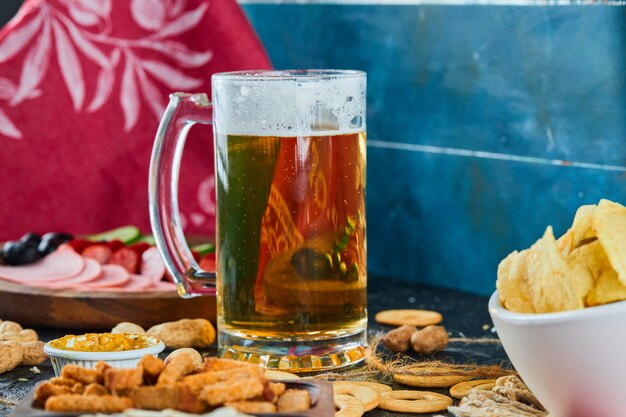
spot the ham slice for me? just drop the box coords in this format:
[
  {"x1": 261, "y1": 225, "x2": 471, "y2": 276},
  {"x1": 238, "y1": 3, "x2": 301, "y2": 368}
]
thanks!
[
  {"x1": 148, "y1": 281, "x2": 177, "y2": 292},
  {"x1": 33, "y1": 259, "x2": 102, "y2": 289},
  {"x1": 0, "y1": 244, "x2": 84, "y2": 283},
  {"x1": 83, "y1": 264, "x2": 129, "y2": 288},
  {"x1": 111, "y1": 274, "x2": 153, "y2": 292},
  {"x1": 140, "y1": 247, "x2": 166, "y2": 283}
]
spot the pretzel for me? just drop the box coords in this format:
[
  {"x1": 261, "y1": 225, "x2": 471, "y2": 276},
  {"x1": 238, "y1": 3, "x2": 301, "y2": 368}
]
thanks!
[
  {"x1": 394, "y1": 373, "x2": 471, "y2": 388},
  {"x1": 334, "y1": 394, "x2": 364, "y2": 417},
  {"x1": 333, "y1": 382, "x2": 381, "y2": 411},
  {"x1": 375, "y1": 309, "x2": 443, "y2": 327},
  {"x1": 379, "y1": 390, "x2": 453, "y2": 413},
  {"x1": 450, "y1": 379, "x2": 497, "y2": 399},
  {"x1": 350, "y1": 381, "x2": 392, "y2": 393}
]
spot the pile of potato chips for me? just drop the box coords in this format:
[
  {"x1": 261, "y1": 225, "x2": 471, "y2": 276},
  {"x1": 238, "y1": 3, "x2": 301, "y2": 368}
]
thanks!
[{"x1": 497, "y1": 199, "x2": 626, "y2": 313}]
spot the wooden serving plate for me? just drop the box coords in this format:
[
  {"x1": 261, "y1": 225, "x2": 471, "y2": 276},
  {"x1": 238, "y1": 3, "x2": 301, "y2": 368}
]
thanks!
[{"x1": 0, "y1": 280, "x2": 216, "y2": 330}]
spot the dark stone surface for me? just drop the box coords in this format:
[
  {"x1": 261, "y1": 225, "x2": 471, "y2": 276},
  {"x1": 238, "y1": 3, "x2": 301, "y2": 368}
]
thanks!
[{"x1": 0, "y1": 277, "x2": 508, "y2": 416}]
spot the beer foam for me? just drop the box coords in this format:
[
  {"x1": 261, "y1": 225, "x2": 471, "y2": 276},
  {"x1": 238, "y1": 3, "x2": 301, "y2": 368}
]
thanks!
[{"x1": 212, "y1": 71, "x2": 366, "y2": 137}]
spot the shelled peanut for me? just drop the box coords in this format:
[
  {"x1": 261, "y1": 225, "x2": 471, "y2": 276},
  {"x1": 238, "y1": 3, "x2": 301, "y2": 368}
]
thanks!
[{"x1": 0, "y1": 319, "x2": 47, "y2": 373}]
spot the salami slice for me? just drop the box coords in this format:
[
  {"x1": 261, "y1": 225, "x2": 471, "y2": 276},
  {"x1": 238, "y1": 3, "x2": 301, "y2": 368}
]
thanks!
[
  {"x1": 109, "y1": 248, "x2": 139, "y2": 273},
  {"x1": 140, "y1": 247, "x2": 166, "y2": 283},
  {"x1": 0, "y1": 244, "x2": 84, "y2": 283},
  {"x1": 83, "y1": 264, "x2": 129, "y2": 288},
  {"x1": 33, "y1": 258, "x2": 102, "y2": 289},
  {"x1": 82, "y1": 244, "x2": 112, "y2": 264}
]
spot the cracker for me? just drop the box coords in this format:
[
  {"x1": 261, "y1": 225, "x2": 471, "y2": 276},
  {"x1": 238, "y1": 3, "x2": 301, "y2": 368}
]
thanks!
[
  {"x1": 394, "y1": 373, "x2": 471, "y2": 388},
  {"x1": 44, "y1": 394, "x2": 133, "y2": 413},
  {"x1": 104, "y1": 365, "x2": 144, "y2": 392},
  {"x1": 375, "y1": 309, "x2": 442, "y2": 327},
  {"x1": 157, "y1": 353, "x2": 196, "y2": 385},
  {"x1": 333, "y1": 382, "x2": 381, "y2": 411},
  {"x1": 379, "y1": 390, "x2": 452, "y2": 413},
  {"x1": 449, "y1": 379, "x2": 497, "y2": 399},
  {"x1": 61, "y1": 364, "x2": 99, "y2": 385},
  {"x1": 334, "y1": 394, "x2": 364, "y2": 417},
  {"x1": 225, "y1": 400, "x2": 277, "y2": 413},
  {"x1": 276, "y1": 389, "x2": 311, "y2": 413}
]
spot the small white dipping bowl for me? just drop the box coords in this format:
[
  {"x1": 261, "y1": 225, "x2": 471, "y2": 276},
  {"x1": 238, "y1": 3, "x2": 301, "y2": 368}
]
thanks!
[
  {"x1": 489, "y1": 290, "x2": 626, "y2": 417},
  {"x1": 44, "y1": 334, "x2": 165, "y2": 376}
]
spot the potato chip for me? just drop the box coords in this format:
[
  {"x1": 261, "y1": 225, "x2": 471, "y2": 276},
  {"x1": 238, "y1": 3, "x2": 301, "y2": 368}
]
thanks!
[
  {"x1": 585, "y1": 269, "x2": 626, "y2": 306},
  {"x1": 558, "y1": 204, "x2": 596, "y2": 255},
  {"x1": 525, "y1": 227, "x2": 584, "y2": 313},
  {"x1": 496, "y1": 250, "x2": 535, "y2": 313},
  {"x1": 592, "y1": 201, "x2": 626, "y2": 286}
]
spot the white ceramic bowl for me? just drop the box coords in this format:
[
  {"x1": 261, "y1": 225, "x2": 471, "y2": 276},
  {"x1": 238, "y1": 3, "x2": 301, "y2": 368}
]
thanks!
[
  {"x1": 44, "y1": 335, "x2": 165, "y2": 376},
  {"x1": 489, "y1": 291, "x2": 626, "y2": 417}
]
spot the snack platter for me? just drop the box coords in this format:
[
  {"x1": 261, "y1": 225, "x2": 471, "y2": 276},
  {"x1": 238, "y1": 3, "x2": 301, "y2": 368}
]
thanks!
[
  {"x1": 0, "y1": 279, "x2": 216, "y2": 330},
  {"x1": 0, "y1": 228, "x2": 217, "y2": 329},
  {"x1": 10, "y1": 380, "x2": 333, "y2": 417}
]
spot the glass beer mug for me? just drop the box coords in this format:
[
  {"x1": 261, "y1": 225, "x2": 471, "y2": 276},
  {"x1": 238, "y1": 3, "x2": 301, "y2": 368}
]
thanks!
[{"x1": 149, "y1": 70, "x2": 367, "y2": 371}]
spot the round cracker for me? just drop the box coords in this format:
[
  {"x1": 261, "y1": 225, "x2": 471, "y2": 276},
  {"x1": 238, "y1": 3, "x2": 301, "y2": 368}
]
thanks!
[
  {"x1": 265, "y1": 370, "x2": 301, "y2": 380},
  {"x1": 394, "y1": 373, "x2": 471, "y2": 388},
  {"x1": 335, "y1": 394, "x2": 364, "y2": 417},
  {"x1": 449, "y1": 379, "x2": 496, "y2": 399},
  {"x1": 379, "y1": 390, "x2": 452, "y2": 413},
  {"x1": 350, "y1": 381, "x2": 392, "y2": 393},
  {"x1": 333, "y1": 382, "x2": 381, "y2": 411},
  {"x1": 375, "y1": 309, "x2": 443, "y2": 327}
]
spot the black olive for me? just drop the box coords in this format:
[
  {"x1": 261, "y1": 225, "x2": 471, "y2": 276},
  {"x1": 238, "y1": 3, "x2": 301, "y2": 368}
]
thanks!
[
  {"x1": 38, "y1": 232, "x2": 73, "y2": 254},
  {"x1": 291, "y1": 247, "x2": 333, "y2": 280},
  {"x1": 19, "y1": 232, "x2": 41, "y2": 245},
  {"x1": 2, "y1": 239, "x2": 45, "y2": 265}
]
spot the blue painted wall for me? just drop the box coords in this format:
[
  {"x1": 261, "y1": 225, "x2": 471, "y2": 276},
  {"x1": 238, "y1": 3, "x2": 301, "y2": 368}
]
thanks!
[{"x1": 242, "y1": 4, "x2": 626, "y2": 295}]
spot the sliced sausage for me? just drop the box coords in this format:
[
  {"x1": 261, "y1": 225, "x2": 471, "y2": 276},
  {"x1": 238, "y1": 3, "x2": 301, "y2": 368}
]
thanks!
[
  {"x1": 0, "y1": 245, "x2": 84, "y2": 283},
  {"x1": 82, "y1": 244, "x2": 112, "y2": 264},
  {"x1": 108, "y1": 248, "x2": 139, "y2": 273},
  {"x1": 140, "y1": 247, "x2": 166, "y2": 283}
]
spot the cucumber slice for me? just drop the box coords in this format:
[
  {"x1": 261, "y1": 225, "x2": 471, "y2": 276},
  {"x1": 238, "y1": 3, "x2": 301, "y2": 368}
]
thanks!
[
  {"x1": 86, "y1": 226, "x2": 141, "y2": 244},
  {"x1": 135, "y1": 234, "x2": 156, "y2": 246},
  {"x1": 191, "y1": 242, "x2": 215, "y2": 256}
]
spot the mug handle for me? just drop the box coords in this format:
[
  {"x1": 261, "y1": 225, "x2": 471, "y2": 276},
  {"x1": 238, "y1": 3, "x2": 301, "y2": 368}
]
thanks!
[{"x1": 149, "y1": 92, "x2": 215, "y2": 298}]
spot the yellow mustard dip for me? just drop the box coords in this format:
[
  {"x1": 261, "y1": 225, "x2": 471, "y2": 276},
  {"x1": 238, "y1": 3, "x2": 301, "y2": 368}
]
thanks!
[{"x1": 49, "y1": 333, "x2": 153, "y2": 352}]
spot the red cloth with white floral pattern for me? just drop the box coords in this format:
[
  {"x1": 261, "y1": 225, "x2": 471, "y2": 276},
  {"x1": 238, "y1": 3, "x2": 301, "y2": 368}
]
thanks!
[{"x1": 0, "y1": 0, "x2": 270, "y2": 240}]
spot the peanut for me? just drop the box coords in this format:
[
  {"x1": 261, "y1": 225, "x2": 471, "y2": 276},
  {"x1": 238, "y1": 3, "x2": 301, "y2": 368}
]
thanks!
[
  {"x1": 382, "y1": 325, "x2": 417, "y2": 353},
  {"x1": 410, "y1": 325, "x2": 449, "y2": 354},
  {"x1": 0, "y1": 329, "x2": 39, "y2": 342},
  {"x1": 0, "y1": 321, "x2": 22, "y2": 334},
  {"x1": 164, "y1": 348, "x2": 203, "y2": 370},
  {"x1": 111, "y1": 322, "x2": 146, "y2": 335},
  {"x1": 0, "y1": 341, "x2": 24, "y2": 373},
  {"x1": 21, "y1": 341, "x2": 48, "y2": 365},
  {"x1": 147, "y1": 319, "x2": 216, "y2": 348}
]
